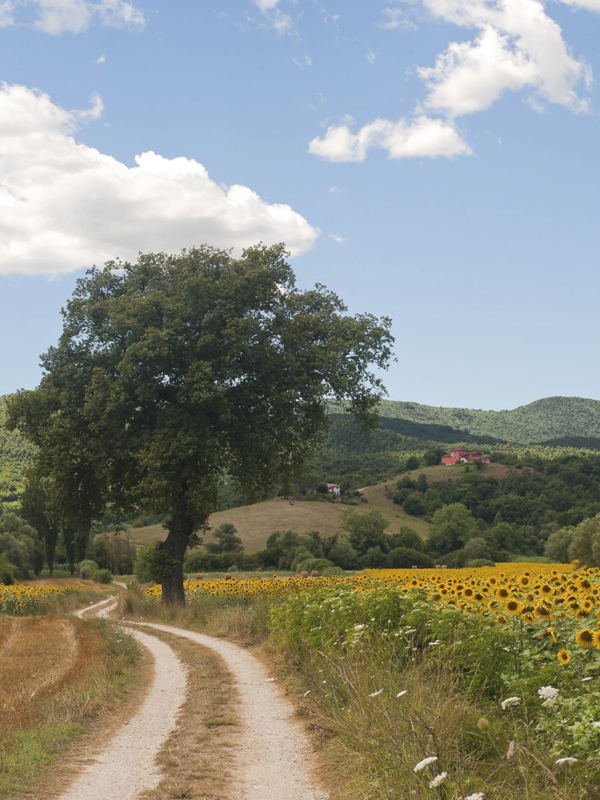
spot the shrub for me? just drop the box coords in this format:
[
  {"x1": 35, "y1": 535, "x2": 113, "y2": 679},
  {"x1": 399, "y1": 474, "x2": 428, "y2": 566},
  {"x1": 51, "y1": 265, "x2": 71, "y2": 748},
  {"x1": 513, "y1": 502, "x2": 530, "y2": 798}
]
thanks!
[
  {"x1": 95, "y1": 568, "x2": 113, "y2": 584},
  {"x1": 466, "y1": 558, "x2": 496, "y2": 567},
  {"x1": 78, "y1": 559, "x2": 99, "y2": 580},
  {"x1": 402, "y1": 493, "x2": 426, "y2": 517}
]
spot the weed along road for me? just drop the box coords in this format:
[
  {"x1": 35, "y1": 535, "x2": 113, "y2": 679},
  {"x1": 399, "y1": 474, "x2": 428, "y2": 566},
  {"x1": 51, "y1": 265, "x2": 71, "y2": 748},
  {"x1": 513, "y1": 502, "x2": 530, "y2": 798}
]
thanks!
[{"x1": 63, "y1": 598, "x2": 328, "y2": 800}]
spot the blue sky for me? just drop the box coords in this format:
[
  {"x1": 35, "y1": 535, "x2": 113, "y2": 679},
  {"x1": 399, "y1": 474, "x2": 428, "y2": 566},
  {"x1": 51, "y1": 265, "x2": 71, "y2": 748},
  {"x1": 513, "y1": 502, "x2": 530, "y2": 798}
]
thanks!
[{"x1": 1, "y1": 0, "x2": 600, "y2": 410}]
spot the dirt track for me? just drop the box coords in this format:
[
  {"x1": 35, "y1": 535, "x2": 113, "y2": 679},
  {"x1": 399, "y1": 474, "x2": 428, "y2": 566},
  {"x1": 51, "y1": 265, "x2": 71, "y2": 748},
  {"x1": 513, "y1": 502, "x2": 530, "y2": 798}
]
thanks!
[{"x1": 61, "y1": 598, "x2": 328, "y2": 800}]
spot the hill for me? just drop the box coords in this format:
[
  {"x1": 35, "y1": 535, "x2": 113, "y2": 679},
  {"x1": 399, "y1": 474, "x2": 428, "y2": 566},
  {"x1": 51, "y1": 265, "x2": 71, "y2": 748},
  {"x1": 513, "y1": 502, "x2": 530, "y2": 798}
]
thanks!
[
  {"x1": 127, "y1": 495, "x2": 432, "y2": 554},
  {"x1": 369, "y1": 396, "x2": 600, "y2": 444}
]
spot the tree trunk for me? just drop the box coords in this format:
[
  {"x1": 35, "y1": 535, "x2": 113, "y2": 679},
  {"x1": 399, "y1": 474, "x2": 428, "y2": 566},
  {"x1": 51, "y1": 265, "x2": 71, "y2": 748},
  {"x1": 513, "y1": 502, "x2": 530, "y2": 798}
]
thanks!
[{"x1": 159, "y1": 498, "x2": 194, "y2": 606}]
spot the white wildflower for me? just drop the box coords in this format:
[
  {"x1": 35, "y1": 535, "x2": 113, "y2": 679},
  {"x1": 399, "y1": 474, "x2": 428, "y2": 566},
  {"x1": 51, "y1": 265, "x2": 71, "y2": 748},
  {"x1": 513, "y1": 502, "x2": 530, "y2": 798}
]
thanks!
[
  {"x1": 501, "y1": 696, "x2": 520, "y2": 710},
  {"x1": 593, "y1": 721, "x2": 600, "y2": 729},
  {"x1": 464, "y1": 794, "x2": 484, "y2": 800},
  {"x1": 538, "y1": 686, "x2": 559, "y2": 701},
  {"x1": 368, "y1": 689, "x2": 384, "y2": 697},
  {"x1": 354, "y1": 623, "x2": 365, "y2": 630},
  {"x1": 413, "y1": 756, "x2": 438, "y2": 773},
  {"x1": 556, "y1": 757, "x2": 578, "y2": 765},
  {"x1": 429, "y1": 772, "x2": 448, "y2": 788},
  {"x1": 396, "y1": 690, "x2": 408, "y2": 698}
]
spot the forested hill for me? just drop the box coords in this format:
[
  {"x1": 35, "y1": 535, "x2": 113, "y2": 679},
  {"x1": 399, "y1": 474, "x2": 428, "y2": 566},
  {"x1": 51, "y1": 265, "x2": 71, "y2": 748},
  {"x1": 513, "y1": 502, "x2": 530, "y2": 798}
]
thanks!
[{"x1": 373, "y1": 396, "x2": 600, "y2": 445}]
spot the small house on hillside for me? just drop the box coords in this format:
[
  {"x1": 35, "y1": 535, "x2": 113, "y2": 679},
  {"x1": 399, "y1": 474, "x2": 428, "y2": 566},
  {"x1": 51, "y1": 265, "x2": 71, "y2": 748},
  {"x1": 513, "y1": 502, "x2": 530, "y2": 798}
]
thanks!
[
  {"x1": 326, "y1": 483, "x2": 341, "y2": 496},
  {"x1": 441, "y1": 448, "x2": 491, "y2": 466}
]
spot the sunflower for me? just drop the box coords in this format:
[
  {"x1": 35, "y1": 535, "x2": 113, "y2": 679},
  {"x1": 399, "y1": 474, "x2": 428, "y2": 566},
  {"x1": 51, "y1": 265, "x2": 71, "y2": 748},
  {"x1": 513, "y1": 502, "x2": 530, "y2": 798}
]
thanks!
[
  {"x1": 557, "y1": 649, "x2": 571, "y2": 665},
  {"x1": 576, "y1": 609, "x2": 589, "y2": 621},
  {"x1": 594, "y1": 630, "x2": 600, "y2": 649},
  {"x1": 535, "y1": 605, "x2": 552, "y2": 619},
  {"x1": 546, "y1": 627, "x2": 558, "y2": 643},
  {"x1": 575, "y1": 629, "x2": 595, "y2": 648},
  {"x1": 520, "y1": 575, "x2": 531, "y2": 587},
  {"x1": 496, "y1": 615, "x2": 508, "y2": 625},
  {"x1": 522, "y1": 612, "x2": 536, "y2": 625},
  {"x1": 497, "y1": 587, "x2": 511, "y2": 600},
  {"x1": 506, "y1": 599, "x2": 522, "y2": 616},
  {"x1": 540, "y1": 584, "x2": 553, "y2": 595}
]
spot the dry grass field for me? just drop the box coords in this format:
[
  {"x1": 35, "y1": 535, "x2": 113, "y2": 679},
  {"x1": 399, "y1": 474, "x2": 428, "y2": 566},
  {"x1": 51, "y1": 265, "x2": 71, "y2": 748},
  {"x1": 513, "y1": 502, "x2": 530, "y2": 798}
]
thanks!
[
  {"x1": 127, "y1": 495, "x2": 432, "y2": 552},
  {"x1": 0, "y1": 615, "x2": 140, "y2": 797}
]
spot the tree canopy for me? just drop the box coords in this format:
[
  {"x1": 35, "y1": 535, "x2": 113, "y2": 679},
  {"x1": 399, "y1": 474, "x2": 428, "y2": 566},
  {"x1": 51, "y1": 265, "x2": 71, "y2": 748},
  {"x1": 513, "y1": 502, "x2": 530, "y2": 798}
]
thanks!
[{"x1": 7, "y1": 244, "x2": 393, "y2": 603}]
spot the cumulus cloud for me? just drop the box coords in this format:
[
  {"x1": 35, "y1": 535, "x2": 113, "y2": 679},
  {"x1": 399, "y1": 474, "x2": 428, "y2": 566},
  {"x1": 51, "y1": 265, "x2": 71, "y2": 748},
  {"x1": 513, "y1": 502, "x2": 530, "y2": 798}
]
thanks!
[
  {"x1": 328, "y1": 232, "x2": 345, "y2": 243},
  {"x1": 309, "y1": 115, "x2": 471, "y2": 161},
  {"x1": 415, "y1": 0, "x2": 591, "y2": 114},
  {"x1": 0, "y1": 0, "x2": 144, "y2": 33},
  {"x1": 418, "y1": 26, "x2": 539, "y2": 116},
  {"x1": 0, "y1": 84, "x2": 318, "y2": 276}
]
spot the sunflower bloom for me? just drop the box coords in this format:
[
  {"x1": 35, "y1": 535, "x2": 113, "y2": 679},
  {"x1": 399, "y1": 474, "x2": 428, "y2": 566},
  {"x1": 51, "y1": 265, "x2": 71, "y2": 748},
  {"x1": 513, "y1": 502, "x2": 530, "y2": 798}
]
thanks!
[
  {"x1": 557, "y1": 649, "x2": 571, "y2": 665},
  {"x1": 575, "y1": 629, "x2": 595, "y2": 648}
]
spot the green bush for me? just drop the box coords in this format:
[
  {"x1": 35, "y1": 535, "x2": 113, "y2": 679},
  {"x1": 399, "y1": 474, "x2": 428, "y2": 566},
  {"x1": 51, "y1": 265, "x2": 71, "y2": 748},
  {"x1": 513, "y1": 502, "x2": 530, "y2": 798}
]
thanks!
[
  {"x1": 95, "y1": 568, "x2": 113, "y2": 584},
  {"x1": 78, "y1": 559, "x2": 99, "y2": 579},
  {"x1": 386, "y1": 547, "x2": 433, "y2": 569}
]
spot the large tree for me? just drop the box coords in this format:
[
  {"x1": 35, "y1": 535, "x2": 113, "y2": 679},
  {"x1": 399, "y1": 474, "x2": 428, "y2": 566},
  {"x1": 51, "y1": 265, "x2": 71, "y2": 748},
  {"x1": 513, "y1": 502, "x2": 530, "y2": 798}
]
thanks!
[{"x1": 6, "y1": 244, "x2": 393, "y2": 603}]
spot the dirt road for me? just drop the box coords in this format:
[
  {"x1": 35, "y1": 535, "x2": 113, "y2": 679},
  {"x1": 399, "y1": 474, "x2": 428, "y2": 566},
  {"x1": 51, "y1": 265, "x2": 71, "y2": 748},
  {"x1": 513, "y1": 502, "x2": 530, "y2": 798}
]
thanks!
[{"x1": 61, "y1": 598, "x2": 328, "y2": 800}]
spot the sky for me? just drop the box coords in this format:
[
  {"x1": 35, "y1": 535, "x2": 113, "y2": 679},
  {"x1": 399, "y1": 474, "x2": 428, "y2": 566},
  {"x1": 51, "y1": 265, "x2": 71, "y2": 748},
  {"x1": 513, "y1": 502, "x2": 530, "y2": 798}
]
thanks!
[{"x1": 1, "y1": 0, "x2": 600, "y2": 410}]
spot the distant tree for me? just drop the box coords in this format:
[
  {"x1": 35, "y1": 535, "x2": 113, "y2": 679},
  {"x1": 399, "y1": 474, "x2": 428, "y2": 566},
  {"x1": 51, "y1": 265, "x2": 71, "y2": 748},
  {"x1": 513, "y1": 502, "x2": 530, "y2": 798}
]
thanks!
[
  {"x1": 0, "y1": 513, "x2": 43, "y2": 578},
  {"x1": 360, "y1": 546, "x2": 387, "y2": 568},
  {"x1": 316, "y1": 483, "x2": 330, "y2": 495},
  {"x1": 405, "y1": 455, "x2": 420, "y2": 471},
  {"x1": 388, "y1": 526, "x2": 424, "y2": 552},
  {"x1": 402, "y1": 493, "x2": 426, "y2": 517},
  {"x1": 423, "y1": 450, "x2": 443, "y2": 467},
  {"x1": 339, "y1": 508, "x2": 389, "y2": 552},
  {"x1": 568, "y1": 513, "x2": 600, "y2": 567},
  {"x1": 415, "y1": 473, "x2": 428, "y2": 493},
  {"x1": 428, "y1": 503, "x2": 479, "y2": 555},
  {"x1": 0, "y1": 552, "x2": 18, "y2": 585},
  {"x1": 544, "y1": 527, "x2": 575, "y2": 563},
  {"x1": 6, "y1": 244, "x2": 393, "y2": 604},
  {"x1": 462, "y1": 537, "x2": 492, "y2": 562},
  {"x1": 328, "y1": 535, "x2": 358, "y2": 569},
  {"x1": 205, "y1": 523, "x2": 244, "y2": 554},
  {"x1": 20, "y1": 478, "x2": 59, "y2": 575}
]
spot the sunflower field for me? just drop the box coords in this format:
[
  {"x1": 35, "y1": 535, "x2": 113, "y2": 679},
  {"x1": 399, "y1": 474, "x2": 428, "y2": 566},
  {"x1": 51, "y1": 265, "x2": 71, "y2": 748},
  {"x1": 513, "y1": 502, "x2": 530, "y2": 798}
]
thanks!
[{"x1": 0, "y1": 583, "x2": 72, "y2": 615}]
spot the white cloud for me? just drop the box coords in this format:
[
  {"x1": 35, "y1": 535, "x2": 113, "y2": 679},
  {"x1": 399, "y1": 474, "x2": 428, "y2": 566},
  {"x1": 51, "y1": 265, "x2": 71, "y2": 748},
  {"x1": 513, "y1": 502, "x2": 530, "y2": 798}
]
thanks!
[
  {"x1": 557, "y1": 0, "x2": 600, "y2": 11},
  {"x1": 328, "y1": 186, "x2": 342, "y2": 192},
  {"x1": 0, "y1": 2, "x2": 15, "y2": 27},
  {"x1": 309, "y1": 115, "x2": 471, "y2": 161},
  {"x1": 253, "y1": 0, "x2": 281, "y2": 9},
  {"x1": 0, "y1": 84, "x2": 318, "y2": 276},
  {"x1": 418, "y1": 27, "x2": 539, "y2": 116},
  {"x1": 0, "y1": 0, "x2": 144, "y2": 33},
  {"x1": 414, "y1": 0, "x2": 591, "y2": 114},
  {"x1": 329, "y1": 232, "x2": 345, "y2": 243},
  {"x1": 366, "y1": 48, "x2": 376, "y2": 64},
  {"x1": 96, "y1": 53, "x2": 106, "y2": 63}
]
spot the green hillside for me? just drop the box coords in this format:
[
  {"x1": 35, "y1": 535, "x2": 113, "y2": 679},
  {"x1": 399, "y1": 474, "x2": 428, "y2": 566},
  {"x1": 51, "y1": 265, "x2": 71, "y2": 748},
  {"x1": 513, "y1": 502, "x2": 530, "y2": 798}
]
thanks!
[{"x1": 370, "y1": 396, "x2": 600, "y2": 445}]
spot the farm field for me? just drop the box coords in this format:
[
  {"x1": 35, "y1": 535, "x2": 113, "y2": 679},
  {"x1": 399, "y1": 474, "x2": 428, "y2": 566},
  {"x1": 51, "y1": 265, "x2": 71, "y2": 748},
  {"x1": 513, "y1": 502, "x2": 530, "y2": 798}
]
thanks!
[{"x1": 0, "y1": 610, "x2": 140, "y2": 797}]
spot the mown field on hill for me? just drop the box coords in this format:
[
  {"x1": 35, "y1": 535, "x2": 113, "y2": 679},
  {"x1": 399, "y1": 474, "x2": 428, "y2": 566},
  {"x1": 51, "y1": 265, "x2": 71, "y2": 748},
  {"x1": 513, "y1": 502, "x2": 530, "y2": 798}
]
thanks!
[{"x1": 127, "y1": 494, "x2": 432, "y2": 553}]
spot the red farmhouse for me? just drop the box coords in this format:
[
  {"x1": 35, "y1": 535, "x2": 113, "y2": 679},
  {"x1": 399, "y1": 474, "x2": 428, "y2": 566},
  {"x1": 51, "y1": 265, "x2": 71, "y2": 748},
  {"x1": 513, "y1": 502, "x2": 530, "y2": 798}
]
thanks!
[{"x1": 441, "y1": 448, "x2": 491, "y2": 466}]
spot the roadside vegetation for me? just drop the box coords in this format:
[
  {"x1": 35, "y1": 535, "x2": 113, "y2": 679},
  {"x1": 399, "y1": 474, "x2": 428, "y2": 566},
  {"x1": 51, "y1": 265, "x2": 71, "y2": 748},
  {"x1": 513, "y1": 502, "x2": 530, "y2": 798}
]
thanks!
[{"x1": 126, "y1": 563, "x2": 600, "y2": 799}]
